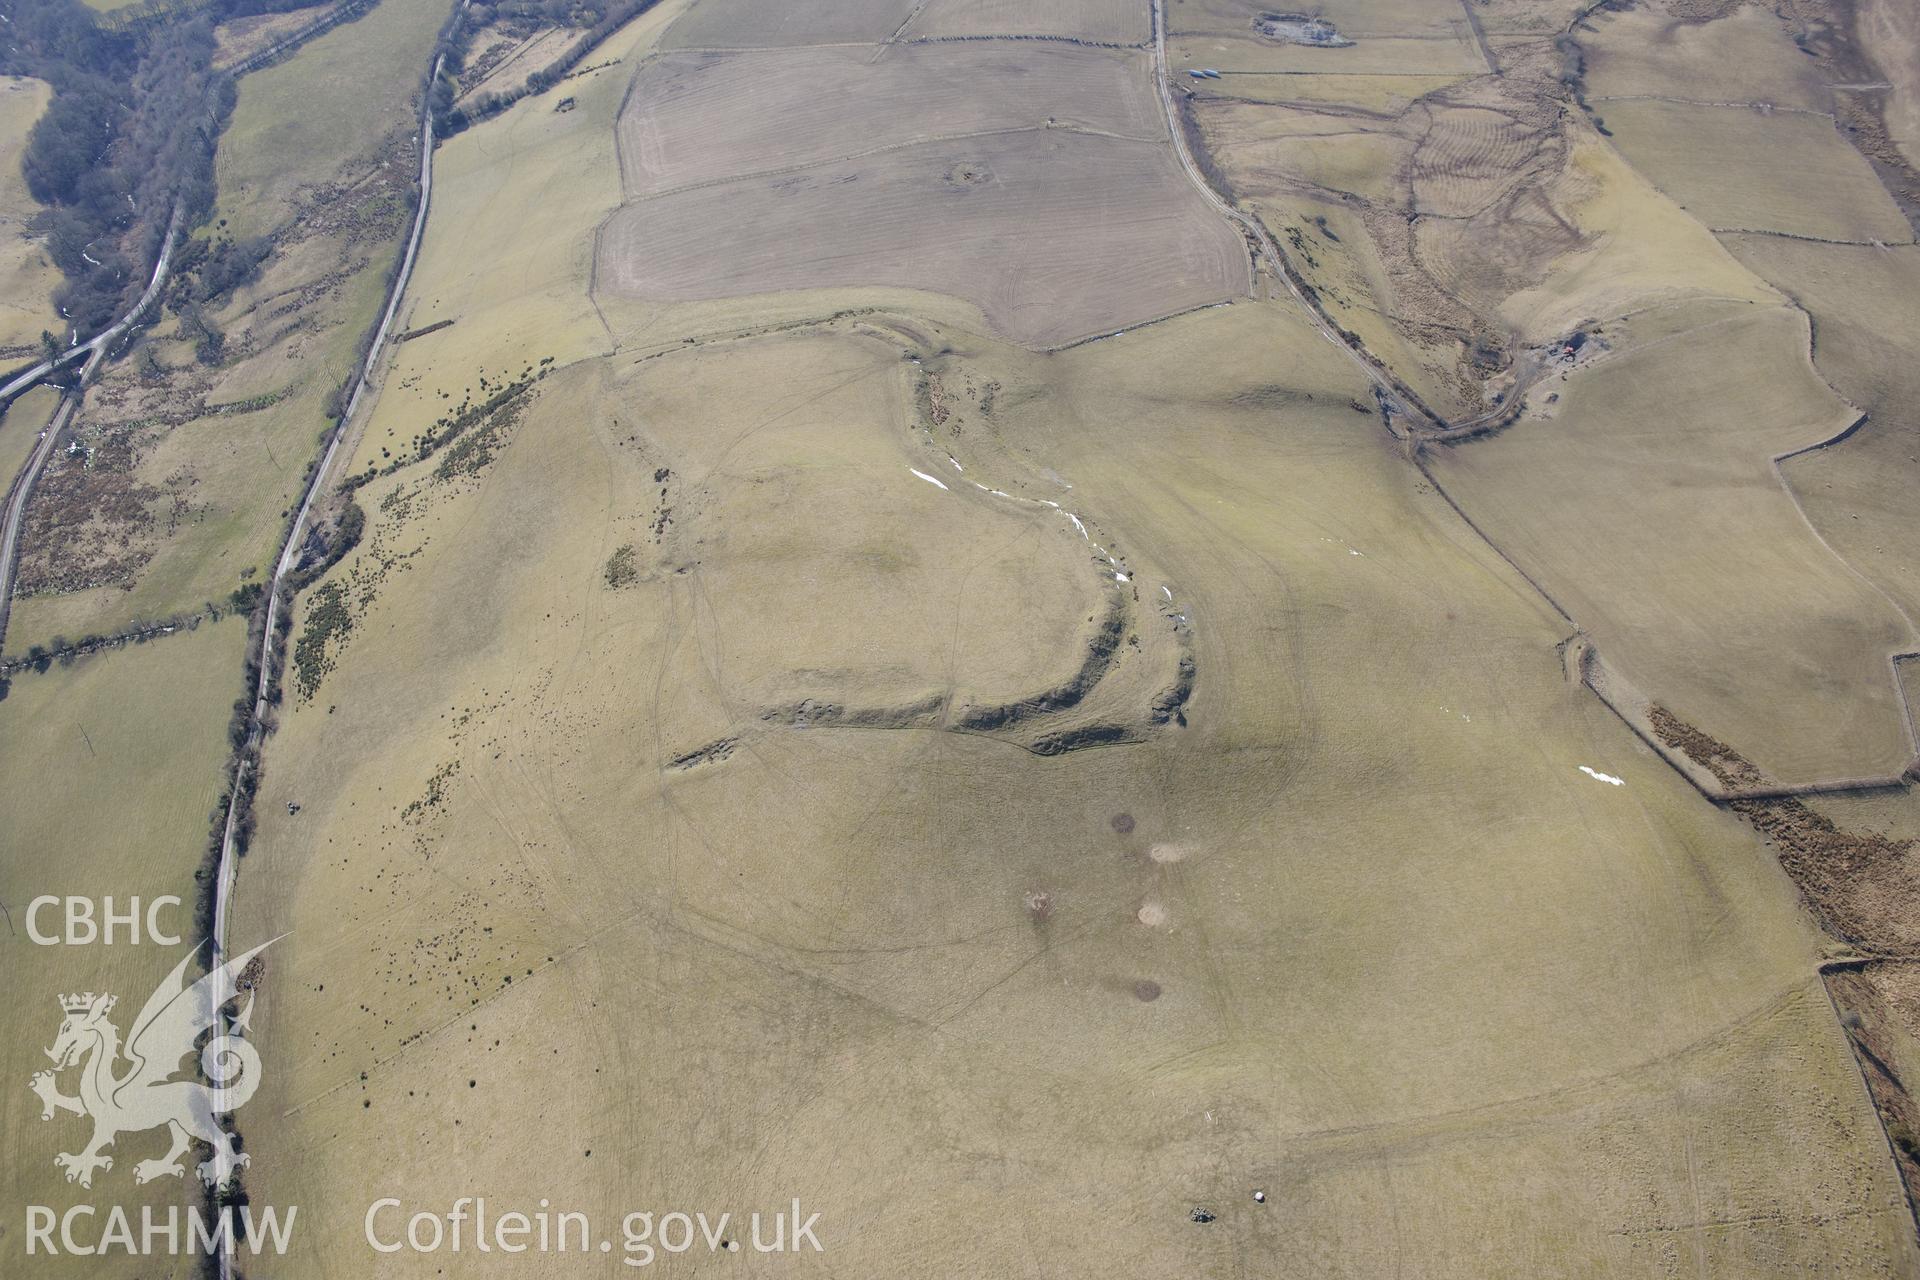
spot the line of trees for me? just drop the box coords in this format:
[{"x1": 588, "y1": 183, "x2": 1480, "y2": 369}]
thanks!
[{"x1": 429, "y1": 0, "x2": 659, "y2": 136}]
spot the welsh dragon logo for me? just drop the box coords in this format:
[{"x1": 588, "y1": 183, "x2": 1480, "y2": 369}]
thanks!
[{"x1": 28, "y1": 940, "x2": 274, "y2": 1190}]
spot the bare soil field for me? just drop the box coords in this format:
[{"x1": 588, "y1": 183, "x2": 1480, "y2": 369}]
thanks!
[
  {"x1": 598, "y1": 129, "x2": 1248, "y2": 348},
  {"x1": 617, "y1": 43, "x2": 1162, "y2": 195},
  {"x1": 0, "y1": 76, "x2": 61, "y2": 355},
  {"x1": 903, "y1": 0, "x2": 1150, "y2": 45},
  {"x1": 662, "y1": 0, "x2": 921, "y2": 49}
]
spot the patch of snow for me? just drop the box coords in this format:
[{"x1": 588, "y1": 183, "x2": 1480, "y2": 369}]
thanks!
[
  {"x1": 1579, "y1": 766, "x2": 1625, "y2": 787},
  {"x1": 909, "y1": 468, "x2": 949, "y2": 491},
  {"x1": 1068, "y1": 514, "x2": 1088, "y2": 539},
  {"x1": 1115, "y1": 572, "x2": 1130, "y2": 583},
  {"x1": 1161, "y1": 585, "x2": 1173, "y2": 601},
  {"x1": 947, "y1": 455, "x2": 963, "y2": 472}
]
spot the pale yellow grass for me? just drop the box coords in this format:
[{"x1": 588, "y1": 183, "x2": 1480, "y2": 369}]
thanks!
[
  {"x1": 1729, "y1": 236, "x2": 1920, "y2": 628},
  {"x1": 1240, "y1": 190, "x2": 1468, "y2": 415},
  {"x1": 1192, "y1": 100, "x2": 1412, "y2": 203},
  {"x1": 1602, "y1": 100, "x2": 1914, "y2": 244},
  {"x1": 1169, "y1": 33, "x2": 1485, "y2": 77},
  {"x1": 215, "y1": 0, "x2": 450, "y2": 239},
  {"x1": 0, "y1": 385, "x2": 59, "y2": 495},
  {"x1": 0, "y1": 622, "x2": 246, "y2": 1280},
  {"x1": 662, "y1": 0, "x2": 918, "y2": 48},
  {"x1": 348, "y1": 0, "x2": 693, "y2": 475},
  {"x1": 1185, "y1": 70, "x2": 1470, "y2": 112},
  {"x1": 233, "y1": 300, "x2": 1918, "y2": 1276},
  {"x1": 0, "y1": 77, "x2": 61, "y2": 353},
  {"x1": 1431, "y1": 304, "x2": 1916, "y2": 785},
  {"x1": 1582, "y1": 2, "x2": 1830, "y2": 111},
  {"x1": 1170, "y1": 0, "x2": 1473, "y2": 41},
  {"x1": 1499, "y1": 138, "x2": 1778, "y2": 340}
]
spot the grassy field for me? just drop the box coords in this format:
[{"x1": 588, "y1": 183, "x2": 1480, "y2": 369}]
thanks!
[
  {"x1": 236, "y1": 290, "x2": 1920, "y2": 1274},
  {"x1": 4, "y1": 228, "x2": 400, "y2": 657},
  {"x1": 226, "y1": 13, "x2": 1920, "y2": 1260},
  {"x1": 1601, "y1": 100, "x2": 1915, "y2": 244},
  {"x1": 1582, "y1": 3, "x2": 1830, "y2": 111},
  {"x1": 0, "y1": 386, "x2": 60, "y2": 496},
  {"x1": 1732, "y1": 237, "x2": 1920, "y2": 627},
  {"x1": 1177, "y1": 27, "x2": 1596, "y2": 419},
  {"x1": 1495, "y1": 140, "x2": 1778, "y2": 339},
  {"x1": 3, "y1": 0, "x2": 448, "y2": 657},
  {"x1": 8, "y1": 0, "x2": 1914, "y2": 1272},
  {"x1": 215, "y1": 0, "x2": 451, "y2": 239},
  {"x1": 1429, "y1": 302, "x2": 1915, "y2": 787},
  {"x1": 1177, "y1": 0, "x2": 1920, "y2": 793},
  {"x1": 0, "y1": 621, "x2": 246, "y2": 1280},
  {"x1": 0, "y1": 76, "x2": 62, "y2": 355},
  {"x1": 344, "y1": 0, "x2": 692, "y2": 475}
]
